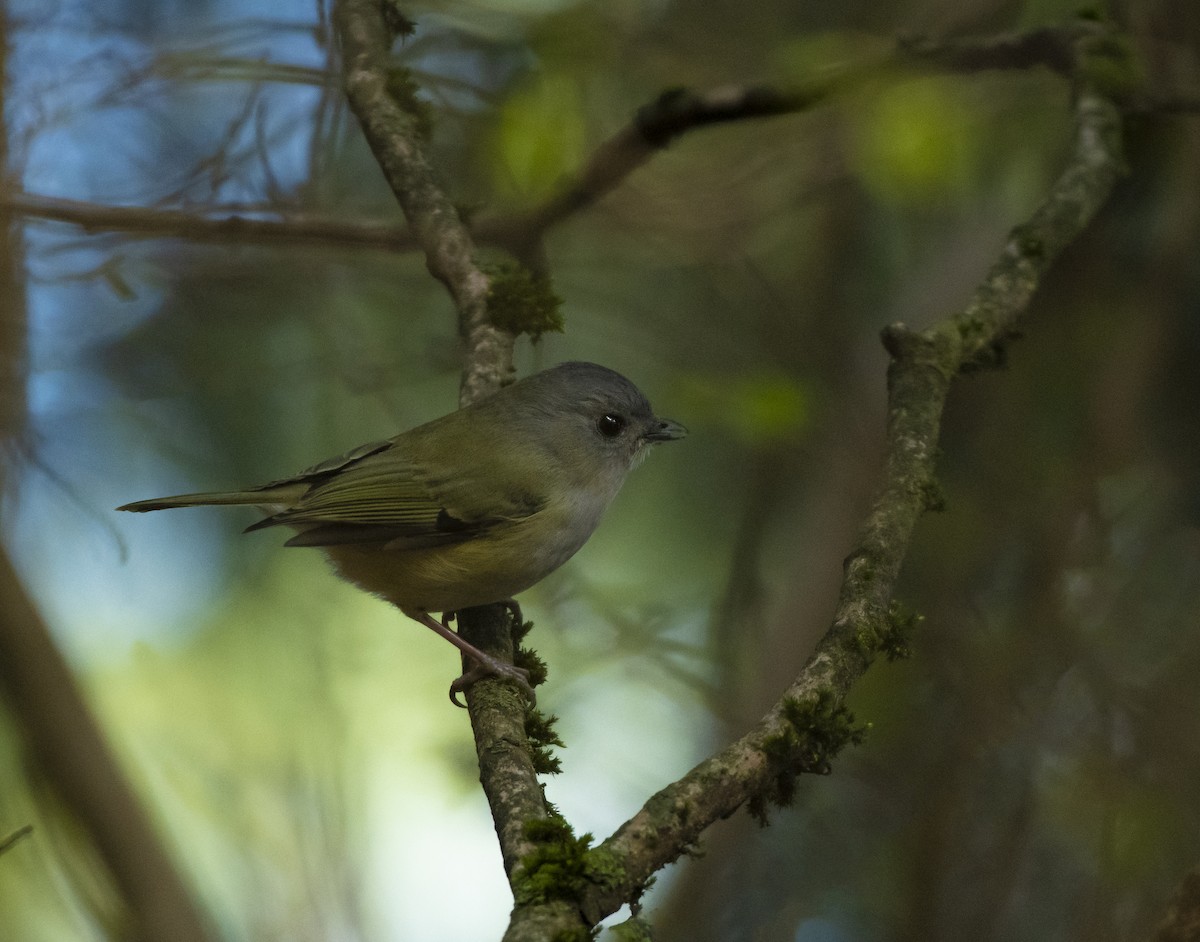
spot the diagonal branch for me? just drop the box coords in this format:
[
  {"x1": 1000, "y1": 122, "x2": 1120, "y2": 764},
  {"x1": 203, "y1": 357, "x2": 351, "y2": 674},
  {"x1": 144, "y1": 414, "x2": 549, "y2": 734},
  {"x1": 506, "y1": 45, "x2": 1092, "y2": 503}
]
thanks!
[
  {"x1": 574, "y1": 73, "x2": 1126, "y2": 927},
  {"x1": 9, "y1": 25, "x2": 1141, "y2": 273},
  {"x1": 0, "y1": 824, "x2": 33, "y2": 855},
  {"x1": 488, "y1": 24, "x2": 1099, "y2": 258},
  {"x1": 488, "y1": 84, "x2": 825, "y2": 260},
  {"x1": 334, "y1": 0, "x2": 508, "y2": 401}
]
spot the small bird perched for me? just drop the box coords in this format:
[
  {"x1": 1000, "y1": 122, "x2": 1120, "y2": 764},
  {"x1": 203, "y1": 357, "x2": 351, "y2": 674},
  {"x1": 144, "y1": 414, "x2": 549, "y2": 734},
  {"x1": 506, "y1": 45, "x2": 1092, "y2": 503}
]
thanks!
[{"x1": 119, "y1": 361, "x2": 686, "y2": 705}]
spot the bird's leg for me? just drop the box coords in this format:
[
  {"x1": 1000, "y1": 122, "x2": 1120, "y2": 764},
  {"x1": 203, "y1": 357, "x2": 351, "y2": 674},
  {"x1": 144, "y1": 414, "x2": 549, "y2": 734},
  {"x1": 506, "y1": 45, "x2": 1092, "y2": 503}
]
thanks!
[
  {"x1": 444, "y1": 599, "x2": 529, "y2": 706},
  {"x1": 410, "y1": 611, "x2": 534, "y2": 707}
]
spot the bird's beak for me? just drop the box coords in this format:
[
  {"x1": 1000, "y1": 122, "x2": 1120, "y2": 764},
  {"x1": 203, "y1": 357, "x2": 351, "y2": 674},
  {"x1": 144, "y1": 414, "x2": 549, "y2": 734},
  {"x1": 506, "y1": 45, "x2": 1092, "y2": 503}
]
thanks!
[{"x1": 644, "y1": 418, "x2": 688, "y2": 443}]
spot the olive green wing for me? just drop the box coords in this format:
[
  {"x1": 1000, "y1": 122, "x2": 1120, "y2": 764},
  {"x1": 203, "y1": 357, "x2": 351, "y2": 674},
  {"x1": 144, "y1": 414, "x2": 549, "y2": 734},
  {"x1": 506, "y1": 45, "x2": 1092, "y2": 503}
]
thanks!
[
  {"x1": 247, "y1": 432, "x2": 544, "y2": 549},
  {"x1": 256, "y1": 438, "x2": 395, "y2": 488}
]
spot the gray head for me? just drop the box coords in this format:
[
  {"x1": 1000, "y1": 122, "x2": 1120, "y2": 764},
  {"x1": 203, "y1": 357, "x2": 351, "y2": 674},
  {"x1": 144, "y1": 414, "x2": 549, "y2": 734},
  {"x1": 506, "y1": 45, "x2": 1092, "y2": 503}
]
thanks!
[{"x1": 499, "y1": 361, "x2": 686, "y2": 473}]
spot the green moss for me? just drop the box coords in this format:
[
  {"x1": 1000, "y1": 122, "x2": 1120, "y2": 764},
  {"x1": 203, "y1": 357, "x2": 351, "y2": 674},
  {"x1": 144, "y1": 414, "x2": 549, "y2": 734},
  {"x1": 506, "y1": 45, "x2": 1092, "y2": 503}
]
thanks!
[
  {"x1": 510, "y1": 611, "x2": 534, "y2": 642},
  {"x1": 782, "y1": 693, "x2": 867, "y2": 769},
  {"x1": 749, "y1": 691, "x2": 867, "y2": 824},
  {"x1": 517, "y1": 818, "x2": 591, "y2": 906},
  {"x1": 850, "y1": 626, "x2": 876, "y2": 658},
  {"x1": 610, "y1": 916, "x2": 655, "y2": 941},
  {"x1": 920, "y1": 479, "x2": 947, "y2": 513},
  {"x1": 880, "y1": 600, "x2": 922, "y2": 661},
  {"x1": 514, "y1": 817, "x2": 628, "y2": 908},
  {"x1": 511, "y1": 613, "x2": 552, "y2": 762},
  {"x1": 955, "y1": 313, "x2": 987, "y2": 346},
  {"x1": 485, "y1": 263, "x2": 564, "y2": 340},
  {"x1": 525, "y1": 708, "x2": 565, "y2": 775},
  {"x1": 1010, "y1": 223, "x2": 1046, "y2": 263},
  {"x1": 383, "y1": 67, "x2": 433, "y2": 140},
  {"x1": 955, "y1": 312, "x2": 1014, "y2": 373},
  {"x1": 959, "y1": 327, "x2": 1021, "y2": 374},
  {"x1": 581, "y1": 845, "x2": 629, "y2": 894},
  {"x1": 1075, "y1": 31, "x2": 1143, "y2": 102},
  {"x1": 381, "y1": 0, "x2": 416, "y2": 38},
  {"x1": 551, "y1": 929, "x2": 596, "y2": 942},
  {"x1": 514, "y1": 643, "x2": 549, "y2": 689},
  {"x1": 509, "y1": 606, "x2": 549, "y2": 688}
]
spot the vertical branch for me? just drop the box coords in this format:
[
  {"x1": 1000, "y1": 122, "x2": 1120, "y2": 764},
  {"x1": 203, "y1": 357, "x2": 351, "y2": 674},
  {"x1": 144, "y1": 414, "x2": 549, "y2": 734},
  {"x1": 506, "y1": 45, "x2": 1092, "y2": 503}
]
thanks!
[{"x1": 333, "y1": 0, "x2": 552, "y2": 899}]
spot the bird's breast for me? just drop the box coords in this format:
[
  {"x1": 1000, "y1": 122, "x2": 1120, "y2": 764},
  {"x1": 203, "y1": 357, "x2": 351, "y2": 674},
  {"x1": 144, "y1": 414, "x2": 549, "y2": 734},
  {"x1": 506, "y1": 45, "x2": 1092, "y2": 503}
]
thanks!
[{"x1": 319, "y1": 482, "x2": 618, "y2": 615}]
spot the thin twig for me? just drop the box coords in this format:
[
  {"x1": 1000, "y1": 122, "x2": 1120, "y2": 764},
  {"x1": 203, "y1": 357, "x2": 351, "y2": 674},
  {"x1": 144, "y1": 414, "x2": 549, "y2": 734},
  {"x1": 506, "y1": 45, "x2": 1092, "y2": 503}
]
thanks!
[
  {"x1": 5, "y1": 191, "x2": 417, "y2": 251},
  {"x1": 492, "y1": 24, "x2": 1098, "y2": 257},
  {"x1": 491, "y1": 84, "x2": 824, "y2": 260},
  {"x1": 0, "y1": 824, "x2": 33, "y2": 856}
]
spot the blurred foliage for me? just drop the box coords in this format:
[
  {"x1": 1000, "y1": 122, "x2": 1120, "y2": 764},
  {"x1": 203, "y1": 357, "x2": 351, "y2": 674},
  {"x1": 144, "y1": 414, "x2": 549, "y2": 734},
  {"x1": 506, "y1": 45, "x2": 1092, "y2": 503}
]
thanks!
[
  {"x1": 676, "y1": 369, "x2": 809, "y2": 443},
  {"x1": 491, "y1": 72, "x2": 589, "y2": 204},
  {"x1": 851, "y1": 75, "x2": 989, "y2": 205},
  {"x1": 1, "y1": 1, "x2": 1199, "y2": 941}
]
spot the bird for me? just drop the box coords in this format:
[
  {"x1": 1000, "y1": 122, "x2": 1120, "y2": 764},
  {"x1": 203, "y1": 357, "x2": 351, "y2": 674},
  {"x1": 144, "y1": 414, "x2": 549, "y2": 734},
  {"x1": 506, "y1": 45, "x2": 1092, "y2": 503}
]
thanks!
[{"x1": 118, "y1": 361, "x2": 686, "y2": 705}]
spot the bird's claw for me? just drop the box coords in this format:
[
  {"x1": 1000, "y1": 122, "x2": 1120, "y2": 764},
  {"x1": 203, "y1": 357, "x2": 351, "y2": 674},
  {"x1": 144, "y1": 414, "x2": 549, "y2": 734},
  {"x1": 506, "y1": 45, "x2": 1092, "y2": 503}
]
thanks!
[{"x1": 449, "y1": 656, "x2": 536, "y2": 708}]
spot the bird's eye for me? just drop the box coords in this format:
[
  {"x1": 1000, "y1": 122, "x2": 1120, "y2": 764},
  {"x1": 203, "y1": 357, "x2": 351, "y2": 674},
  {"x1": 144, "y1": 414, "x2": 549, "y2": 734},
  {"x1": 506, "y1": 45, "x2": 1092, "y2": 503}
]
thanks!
[{"x1": 597, "y1": 413, "x2": 626, "y2": 437}]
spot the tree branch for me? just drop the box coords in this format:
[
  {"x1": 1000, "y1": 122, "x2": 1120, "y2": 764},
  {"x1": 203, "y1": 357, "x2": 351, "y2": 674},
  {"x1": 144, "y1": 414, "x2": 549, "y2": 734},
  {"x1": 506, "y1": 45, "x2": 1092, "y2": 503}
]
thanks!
[
  {"x1": 333, "y1": 0, "x2": 553, "y2": 910},
  {"x1": 490, "y1": 24, "x2": 1105, "y2": 258},
  {"x1": 897, "y1": 25, "x2": 1079, "y2": 76},
  {"x1": 334, "y1": 0, "x2": 510, "y2": 400},
  {"x1": 489, "y1": 84, "x2": 824, "y2": 260},
  {"x1": 572, "y1": 61, "x2": 1127, "y2": 930}
]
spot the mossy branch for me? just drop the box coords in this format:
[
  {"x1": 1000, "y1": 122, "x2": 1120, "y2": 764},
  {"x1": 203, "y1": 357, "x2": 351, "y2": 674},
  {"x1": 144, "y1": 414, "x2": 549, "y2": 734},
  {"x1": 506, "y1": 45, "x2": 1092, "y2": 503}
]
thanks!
[
  {"x1": 0, "y1": 824, "x2": 33, "y2": 856},
  {"x1": 571, "y1": 41, "x2": 1128, "y2": 930},
  {"x1": 334, "y1": 1, "x2": 554, "y2": 906},
  {"x1": 333, "y1": 11, "x2": 1130, "y2": 939}
]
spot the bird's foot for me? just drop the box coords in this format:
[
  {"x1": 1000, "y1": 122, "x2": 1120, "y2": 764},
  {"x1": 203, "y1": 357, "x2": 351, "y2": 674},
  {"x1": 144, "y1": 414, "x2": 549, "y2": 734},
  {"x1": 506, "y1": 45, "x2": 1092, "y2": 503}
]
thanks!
[{"x1": 449, "y1": 655, "x2": 535, "y2": 708}]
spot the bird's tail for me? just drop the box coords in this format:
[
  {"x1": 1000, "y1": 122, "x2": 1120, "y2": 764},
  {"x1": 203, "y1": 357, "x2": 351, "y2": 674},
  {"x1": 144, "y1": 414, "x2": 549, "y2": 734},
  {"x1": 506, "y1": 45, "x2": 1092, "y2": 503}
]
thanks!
[{"x1": 117, "y1": 486, "x2": 301, "y2": 513}]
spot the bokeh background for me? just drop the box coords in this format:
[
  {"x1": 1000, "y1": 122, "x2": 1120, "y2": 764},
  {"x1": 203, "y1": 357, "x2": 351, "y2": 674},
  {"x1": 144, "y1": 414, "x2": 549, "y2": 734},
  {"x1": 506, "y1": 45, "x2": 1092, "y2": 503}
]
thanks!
[{"x1": 2, "y1": 0, "x2": 1199, "y2": 940}]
